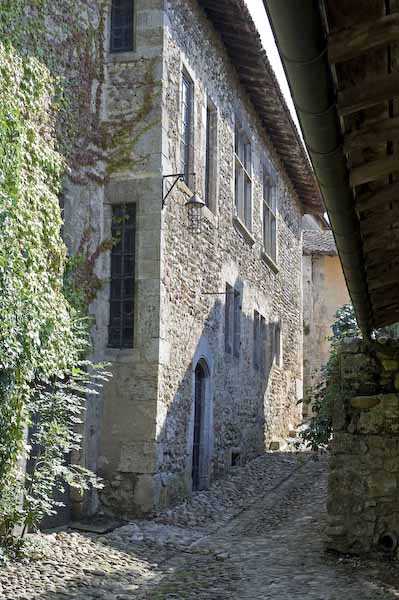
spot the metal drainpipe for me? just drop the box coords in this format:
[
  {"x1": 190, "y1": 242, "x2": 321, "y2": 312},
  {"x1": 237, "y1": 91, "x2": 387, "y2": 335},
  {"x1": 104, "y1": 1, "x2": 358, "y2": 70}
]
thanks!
[{"x1": 264, "y1": 0, "x2": 373, "y2": 335}]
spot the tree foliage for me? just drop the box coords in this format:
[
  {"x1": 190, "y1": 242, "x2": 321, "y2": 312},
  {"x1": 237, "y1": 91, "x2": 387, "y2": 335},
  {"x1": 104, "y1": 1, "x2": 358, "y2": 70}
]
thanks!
[{"x1": 300, "y1": 304, "x2": 361, "y2": 451}]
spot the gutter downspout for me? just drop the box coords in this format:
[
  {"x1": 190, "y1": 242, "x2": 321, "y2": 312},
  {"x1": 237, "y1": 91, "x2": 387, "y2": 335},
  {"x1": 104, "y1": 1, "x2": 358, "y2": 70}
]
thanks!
[{"x1": 264, "y1": 0, "x2": 373, "y2": 336}]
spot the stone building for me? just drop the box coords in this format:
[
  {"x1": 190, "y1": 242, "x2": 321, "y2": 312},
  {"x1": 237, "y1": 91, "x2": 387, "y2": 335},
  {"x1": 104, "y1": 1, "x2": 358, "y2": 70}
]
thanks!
[
  {"x1": 302, "y1": 226, "x2": 350, "y2": 413},
  {"x1": 57, "y1": 0, "x2": 323, "y2": 519}
]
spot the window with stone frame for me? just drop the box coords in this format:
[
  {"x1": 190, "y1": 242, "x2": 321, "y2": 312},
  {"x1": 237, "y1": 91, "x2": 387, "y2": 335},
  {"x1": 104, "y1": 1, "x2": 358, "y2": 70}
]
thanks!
[
  {"x1": 225, "y1": 283, "x2": 233, "y2": 354},
  {"x1": 254, "y1": 311, "x2": 267, "y2": 372},
  {"x1": 234, "y1": 120, "x2": 252, "y2": 230},
  {"x1": 204, "y1": 98, "x2": 217, "y2": 212},
  {"x1": 110, "y1": 0, "x2": 135, "y2": 53},
  {"x1": 272, "y1": 321, "x2": 282, "y2": 367},
  {"x1": 253, "y1": 311, "x2": 260, "y2": 370},
  {"x1": 108, "y1": 203, "x2": 136, "y2": 348},
  {"x1": 233, "y1": 289, "x2": 241, "y2": 358},
  {"x1": 225, "y1": 284, "x2": 241, "y2": 358},
  {"x1": 181, "y1": 71, "x2": 194, "y2": 187},
  {"x1": 262, "y1": 167, "x2": 278, "y2": 262},
  {"x1": 260, "y1": 315, "x2": 267, "y2": 374}
]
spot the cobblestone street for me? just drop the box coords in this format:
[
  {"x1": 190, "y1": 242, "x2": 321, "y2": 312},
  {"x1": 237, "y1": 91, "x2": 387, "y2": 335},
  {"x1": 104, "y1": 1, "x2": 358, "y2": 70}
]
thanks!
[{"x1": 1, "y1": 453, "x2": 399, "y2": 600}]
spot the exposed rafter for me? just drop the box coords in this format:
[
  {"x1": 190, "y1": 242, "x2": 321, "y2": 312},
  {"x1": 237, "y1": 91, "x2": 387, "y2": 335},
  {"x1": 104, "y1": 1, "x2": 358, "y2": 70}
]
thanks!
[
  {"x1": 368, "y1": 270, "x2": 399, "y2": 291},
  {"x1": 350, "y1": 156, "x2": 399, "y2": 187},
  {"x1": 360, "y1": 209, "x2": 399, "y2": 233},
  {"x1": 329, "y1": 13, "x2": 399, "y2": 64},
  {"x1": 356, "y1": 182, "x2": 399, "y2": 212},
  {"x1": 344, "y1": 117, "x2": 399, "y2": 154},
  {"x1": 363, "y1": 230, "x2": 399, "y2": 250},
  {"x1": 338, "y1": 72, "x2": 399, "y2": 117}
]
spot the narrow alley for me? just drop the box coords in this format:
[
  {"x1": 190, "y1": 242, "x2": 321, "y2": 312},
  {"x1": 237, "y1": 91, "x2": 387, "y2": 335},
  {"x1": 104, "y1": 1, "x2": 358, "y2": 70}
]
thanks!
[{"x1": 1, "y1": 452, "x2": 398, "y2": 600}]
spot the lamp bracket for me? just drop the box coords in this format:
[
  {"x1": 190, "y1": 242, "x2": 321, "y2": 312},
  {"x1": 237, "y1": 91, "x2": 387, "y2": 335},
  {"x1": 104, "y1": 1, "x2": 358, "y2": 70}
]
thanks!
[{"x1": 162, "y1": 173, "x2": 195, "y2": 208}]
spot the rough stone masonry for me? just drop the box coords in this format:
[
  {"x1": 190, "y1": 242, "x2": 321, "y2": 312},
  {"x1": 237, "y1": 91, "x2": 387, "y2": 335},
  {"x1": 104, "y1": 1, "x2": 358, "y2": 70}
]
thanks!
[
  {"x1": 327, "y1": 337, "x2": 399, "y2": 554},
  {"x1": 54, "y1": 0, "x2": 314, "y2": 520}
]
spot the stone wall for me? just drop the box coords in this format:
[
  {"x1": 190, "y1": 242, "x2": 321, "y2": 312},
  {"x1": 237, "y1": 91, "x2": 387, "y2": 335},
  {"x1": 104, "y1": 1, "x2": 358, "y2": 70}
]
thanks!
[
  {"x1": 155, "y1": 0, "x2": 304, "y2": 507},
  {"x1": 53, "y1": 0, "x2": 305, "y2": 518},
  {"x1": 326, "y1": 337, "x2": 399, "y2": 554}
]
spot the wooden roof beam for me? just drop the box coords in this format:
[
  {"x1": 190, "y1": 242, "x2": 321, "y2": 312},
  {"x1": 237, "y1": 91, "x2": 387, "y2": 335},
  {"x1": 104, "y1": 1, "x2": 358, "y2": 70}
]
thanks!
[
  {"x1": 356, "y1": 182, "x2": 399, "y2": 213},
  {"x1": 369, "y1": 272, "x2": 399, "y2": 292},
  {"x1": 344, "y1": 117, "x2": 399, "y2": 154},
  {"x1": 366, "y1": 253, "x2": 399, "y2": 270},
  {"x1": 372, "y1": 297, "x2": 399, "y2": 312},
  {"x1": 367, "y1": 259, "x2": 399, "y2": 278},
  {"x1": 350, "y1": 155, "x2": 399, "y2": 187},
  {"x1": 360, "y1": 208, "x2": 399, "y2": 234},
  {"x1": 372, "y1": 286, "x2": 399, "y2": 301},
  {"x1": 364, "y1": 235, "x2": 399, "y2": 254},
  {"x1": 338, "y1": 73, "x2": 399, "y2": 117},
  {"x1": 375, "y1": 310, "x2": 399, "y2": 327},
  {"x1": 328, "y1": 13, "x2": 399, "y2": 65},
  {"x1": 374, "y1": 303, "x2": 399, "y2": 317}
]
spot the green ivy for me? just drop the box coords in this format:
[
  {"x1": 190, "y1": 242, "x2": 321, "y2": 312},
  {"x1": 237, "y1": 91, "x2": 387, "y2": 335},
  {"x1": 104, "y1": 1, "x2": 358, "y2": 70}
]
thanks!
[
  {"x1": 0, "y1": 40, "x2": 105, "y2": 555},
  {"x1": 0, "y1": 0, "x2": 159, "y2": 556}
]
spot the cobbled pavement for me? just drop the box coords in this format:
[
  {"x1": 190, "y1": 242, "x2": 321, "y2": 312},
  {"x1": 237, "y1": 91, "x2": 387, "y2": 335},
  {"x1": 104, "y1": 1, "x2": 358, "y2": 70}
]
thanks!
[{"x1": 1, "y1": 452, "x2": 399, "y2": 599}]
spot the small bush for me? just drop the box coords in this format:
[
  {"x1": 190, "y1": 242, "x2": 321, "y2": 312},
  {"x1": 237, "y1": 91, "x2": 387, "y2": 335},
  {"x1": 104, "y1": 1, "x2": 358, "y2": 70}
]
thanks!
[{"x1": 300, "y1": 304, "x2": 361, "y2": 451}]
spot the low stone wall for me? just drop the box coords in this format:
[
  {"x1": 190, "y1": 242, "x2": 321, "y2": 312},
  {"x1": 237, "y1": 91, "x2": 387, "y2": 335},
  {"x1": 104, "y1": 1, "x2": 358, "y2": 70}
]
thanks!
[{"x1": 326, "y1": 337, "x2": 399, "y2": 554}]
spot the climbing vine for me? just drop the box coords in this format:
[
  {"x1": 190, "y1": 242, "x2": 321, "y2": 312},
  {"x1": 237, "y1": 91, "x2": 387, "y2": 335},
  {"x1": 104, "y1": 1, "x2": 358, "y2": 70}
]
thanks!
[
  {"x1": 0, "y1": 41, "x2": 104, "y2": 554},
  {"x1": 0, "y1": 1, "x2": 109, "y2": 556},
  {"x1": 0, "y1": 0, "x2": 161, "y2": 556}
]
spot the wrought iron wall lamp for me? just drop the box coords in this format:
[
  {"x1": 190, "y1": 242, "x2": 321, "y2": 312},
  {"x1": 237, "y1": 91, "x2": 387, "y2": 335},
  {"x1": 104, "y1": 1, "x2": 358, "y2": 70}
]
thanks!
[{"x1": 162, "y1": 173, "x2": 205, "y2": 234}]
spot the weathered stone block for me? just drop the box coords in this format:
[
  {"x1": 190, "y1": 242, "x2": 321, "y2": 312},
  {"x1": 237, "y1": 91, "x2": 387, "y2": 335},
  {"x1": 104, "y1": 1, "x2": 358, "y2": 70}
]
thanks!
[
  {"x1": 350, "y1": 395, "x2": 381, "y2": 409},
  {"x1": 133, "y1": 474, "x2": 161, "y2": 514},
  {"x1": 119, "y1": 442, "x2": 159, "y2": 474},
  {"x1": 367, "y1": 475, "x2": 397, "y2": 498},
  {"x1": 341, "y1": 338, "x2": 363, "y2": 353},
  {"x1": 377, "y1": 354, "x2": 399, "y2": 372},
  {"x1": 327, "y1": 341, "x2": 399, "y2": 555},
  {"x1": 357, "y1": 409, "x2": 384, "y2": 434},
  {"x1": 330, "y1": 433, "x2": 368, "y2": 455}
]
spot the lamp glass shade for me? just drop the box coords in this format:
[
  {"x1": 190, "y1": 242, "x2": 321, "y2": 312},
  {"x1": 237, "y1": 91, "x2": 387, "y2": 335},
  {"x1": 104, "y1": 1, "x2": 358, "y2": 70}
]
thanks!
[{"x1": 185, "y1": 192, "x2": 205, "y2": 234}]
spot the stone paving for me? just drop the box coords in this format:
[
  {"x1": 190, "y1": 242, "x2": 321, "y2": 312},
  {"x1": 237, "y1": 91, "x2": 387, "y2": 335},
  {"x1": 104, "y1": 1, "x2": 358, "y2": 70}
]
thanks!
[{"x1": 1, "y1": 452, "x2": 399, "y2": 599}]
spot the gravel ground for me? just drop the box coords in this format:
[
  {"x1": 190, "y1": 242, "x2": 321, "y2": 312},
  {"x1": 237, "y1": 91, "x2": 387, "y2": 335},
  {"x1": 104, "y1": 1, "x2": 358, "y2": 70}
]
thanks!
[{"x1": 1, "y1": 451, "x2": 399, "y2": 599}]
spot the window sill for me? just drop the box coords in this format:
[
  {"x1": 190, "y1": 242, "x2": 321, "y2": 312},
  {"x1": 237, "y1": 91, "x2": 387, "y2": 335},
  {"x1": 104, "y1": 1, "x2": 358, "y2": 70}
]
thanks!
[
  {"x1": 233, "y1": 216, "x2": 255, "y2": 247},
  {"x1": 261, "y1": 250, "x2": 279, "y2": 274},
  {"x1": 104, "y1": 347, "x2": 138, "y2": 364},
  {"x1": 106, "y1": 50, "x2": 137, "y2": 64}
]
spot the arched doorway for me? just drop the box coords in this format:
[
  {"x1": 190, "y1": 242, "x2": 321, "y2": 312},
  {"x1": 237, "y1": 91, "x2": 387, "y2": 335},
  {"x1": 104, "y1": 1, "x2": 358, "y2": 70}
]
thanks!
[{"x1": 192, "y1": 361, "x2": 208, "y2": 491}]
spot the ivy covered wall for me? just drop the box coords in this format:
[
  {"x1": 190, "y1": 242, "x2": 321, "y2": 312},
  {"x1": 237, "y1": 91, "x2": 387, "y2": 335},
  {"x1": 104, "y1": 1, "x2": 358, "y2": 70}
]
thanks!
[
  {"x1": 0, "y1": 0, "x2": 114, "y2": 546},
  {"x1": 0, "y1": 0, "x2": 165, "y2": 520}
]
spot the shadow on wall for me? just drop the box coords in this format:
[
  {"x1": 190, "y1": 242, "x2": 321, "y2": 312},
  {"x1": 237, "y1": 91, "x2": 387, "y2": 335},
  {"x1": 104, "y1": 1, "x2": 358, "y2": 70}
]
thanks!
[
  {"x1": 40, "y1": 272, "x2": 286, "y2": 524},
  {"x1": 146, "y1": 275, "x2": 280, "y2": 511}
]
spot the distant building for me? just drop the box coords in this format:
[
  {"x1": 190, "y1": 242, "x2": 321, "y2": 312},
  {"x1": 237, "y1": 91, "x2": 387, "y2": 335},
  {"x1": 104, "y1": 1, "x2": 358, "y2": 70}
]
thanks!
[{"x1": 302, "y1": 225, "x2": 350, "y2": 415}]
